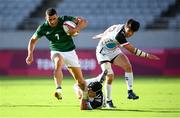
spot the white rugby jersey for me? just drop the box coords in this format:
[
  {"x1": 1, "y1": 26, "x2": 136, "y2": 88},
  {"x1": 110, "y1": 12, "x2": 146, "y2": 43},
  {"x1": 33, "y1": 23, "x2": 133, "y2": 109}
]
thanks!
[{"x1": 96, "y1": 24, "x2": 129, "y2": 54}]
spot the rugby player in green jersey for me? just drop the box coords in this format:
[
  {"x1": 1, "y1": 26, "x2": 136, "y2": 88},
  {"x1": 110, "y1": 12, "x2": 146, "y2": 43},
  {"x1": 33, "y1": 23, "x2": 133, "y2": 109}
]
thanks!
[{"x1": 26, "y1": 8, "x2": 88, "y2": 100}]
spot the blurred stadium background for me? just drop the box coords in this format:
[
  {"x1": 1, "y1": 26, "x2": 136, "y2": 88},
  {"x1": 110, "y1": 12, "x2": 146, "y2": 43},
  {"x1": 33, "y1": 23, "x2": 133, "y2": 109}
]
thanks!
[{"x1": 0, "y1": 0, "x2": 180, "y2": 76}]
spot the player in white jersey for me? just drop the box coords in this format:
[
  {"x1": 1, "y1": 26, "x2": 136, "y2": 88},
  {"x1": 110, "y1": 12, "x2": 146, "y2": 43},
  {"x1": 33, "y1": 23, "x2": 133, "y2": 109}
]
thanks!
[{"x1": 93, "y1": 19, "x2": 160, "y2": 108}]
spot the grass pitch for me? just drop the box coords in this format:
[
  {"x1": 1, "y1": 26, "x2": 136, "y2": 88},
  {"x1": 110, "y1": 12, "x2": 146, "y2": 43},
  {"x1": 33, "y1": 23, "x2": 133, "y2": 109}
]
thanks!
[{"x1": 0, "y1": 76, "x2": 180, "y2": 118}]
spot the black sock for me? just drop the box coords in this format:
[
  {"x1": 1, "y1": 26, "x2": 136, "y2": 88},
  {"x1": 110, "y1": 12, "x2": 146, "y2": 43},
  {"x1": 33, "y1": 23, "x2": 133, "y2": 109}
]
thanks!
[
  {"x1": 56, "y1": 86, "x2": 62, "y2": 89},
  {"x1": 128, "y1": 90, "x2": 133, "y2": 93}
]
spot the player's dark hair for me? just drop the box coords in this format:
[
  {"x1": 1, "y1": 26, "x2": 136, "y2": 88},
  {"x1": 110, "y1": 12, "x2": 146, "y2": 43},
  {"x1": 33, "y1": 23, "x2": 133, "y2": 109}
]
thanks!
[
  {"x1": 45, "y1": 8, "x2": 57, "y2": 16},
  {"x1": 88, "y1": 82, "x2": 102, "y2": 92},
  {"x1": 127, "y1": 19, "x2": 140, "y2": 32}
]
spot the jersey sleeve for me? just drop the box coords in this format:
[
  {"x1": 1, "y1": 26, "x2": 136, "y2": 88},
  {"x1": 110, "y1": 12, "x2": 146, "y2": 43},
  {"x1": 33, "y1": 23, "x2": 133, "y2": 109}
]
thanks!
[
  {"x1": 33, "y1": 25, "x2": 44, "y2": 39},
  {"x1": 115, "y1": 32, "x2": 129, "y2": 47}
]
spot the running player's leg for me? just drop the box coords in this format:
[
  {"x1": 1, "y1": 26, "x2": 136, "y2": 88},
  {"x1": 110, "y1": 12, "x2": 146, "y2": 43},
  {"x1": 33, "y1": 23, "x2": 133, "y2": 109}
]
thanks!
[
  {"x1": 63, "y1": 50, "x2": 88, "y2": 99},
  {"x1": 113, "y1": 53, "x2": 139, "y2": 100},
  {"x1": 51, "y1": 51, "x2": 64, "y2": 100},
  {"x1": 96, "y1": 50, "x2": 116, "y2": 108},
  {"x1": 68, "y1": 67, "x2": 88, "y2": 99},
  {"x1": 100, "y1": 62, "x2": 116, "y2": 108}
]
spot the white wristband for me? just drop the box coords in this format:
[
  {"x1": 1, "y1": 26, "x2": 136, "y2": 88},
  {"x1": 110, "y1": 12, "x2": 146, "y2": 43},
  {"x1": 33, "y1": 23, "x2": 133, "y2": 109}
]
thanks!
[{"x1": 134, "y1": 48, "x2": 148, "y2": 58}]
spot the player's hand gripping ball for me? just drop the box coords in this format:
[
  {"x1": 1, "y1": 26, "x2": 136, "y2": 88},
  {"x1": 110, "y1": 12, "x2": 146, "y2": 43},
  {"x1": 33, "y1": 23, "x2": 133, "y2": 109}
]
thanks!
[{"x1": 63, "y1": 21, "x2": 79, "y2": 36}]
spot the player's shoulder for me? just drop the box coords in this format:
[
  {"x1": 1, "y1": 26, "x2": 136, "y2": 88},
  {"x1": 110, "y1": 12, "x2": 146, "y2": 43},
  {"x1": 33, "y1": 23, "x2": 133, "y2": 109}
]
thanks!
[
  {"x1": 115, "y1": 24, "x2": 124, "y2": 29},
  {"x1": 37, "y1": 21, "x2": 48, "y2": 29},
  {"x1": 37, "y1": 20, "x2": 52, "y2": 31},
  {"x1": 105, "y1": 24, "x2": 124, "y2": 34},
  {"x1": 115, "y1": 24, "x2": 125, "y2": 33}
]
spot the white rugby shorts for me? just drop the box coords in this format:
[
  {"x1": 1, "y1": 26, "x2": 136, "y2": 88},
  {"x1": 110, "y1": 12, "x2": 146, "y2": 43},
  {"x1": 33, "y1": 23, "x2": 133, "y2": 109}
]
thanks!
[
  {"x1": 96, "y1": 48, "x2": 123, "y2": 63},
  {"x1": 51, "y1": 50, "x2": 80, "y2": 67}
]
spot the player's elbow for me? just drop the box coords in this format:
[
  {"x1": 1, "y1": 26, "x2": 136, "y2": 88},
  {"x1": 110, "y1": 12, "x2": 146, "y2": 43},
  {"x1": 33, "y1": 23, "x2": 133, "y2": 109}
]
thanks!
[
  {"x1": 30, "y1": 37, "x2": 38, "y2": 45},
  {"x1": 77, "y1": 18, "x2": 88, "y2": 29},
  {"x1": 82, "y1": 19, "x2": 88, "y2": 26}
]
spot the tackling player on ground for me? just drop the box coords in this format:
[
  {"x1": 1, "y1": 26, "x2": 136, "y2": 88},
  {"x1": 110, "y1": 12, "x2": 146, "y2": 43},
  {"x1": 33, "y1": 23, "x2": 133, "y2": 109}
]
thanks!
[
  {"x1": 93, "y1": 19, "x2": 160, "y2": 108},
  {"x1": 26, "y1": 8, "x2": 88, "y2": 100},
  {"x1": 74, "y1": 70, "x2": 107, "y2": 110}
]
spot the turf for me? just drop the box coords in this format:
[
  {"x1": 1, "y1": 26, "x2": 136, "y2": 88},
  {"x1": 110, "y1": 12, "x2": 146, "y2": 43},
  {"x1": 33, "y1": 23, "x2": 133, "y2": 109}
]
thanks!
[{"x1": 0, "y1": 76, "x2": 180, "y2": 118}]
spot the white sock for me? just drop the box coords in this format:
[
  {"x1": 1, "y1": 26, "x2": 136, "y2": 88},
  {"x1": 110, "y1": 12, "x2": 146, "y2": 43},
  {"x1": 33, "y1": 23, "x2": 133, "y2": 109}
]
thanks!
[
  {"x1": 85, "y1": 72, "x2": 104, "y2": 84},
  {"x1": 82, "y1": 91, "x2": 88, "y2": 99},
  {"x1": 105, "y1": 83, "x2": 112, "y2": 101},
  {"x1": 89, "y1": 72, "x2": 104, "y2": 82},
  {"x1": 73, "y1": 84, "x2": 79, "y2": 95},
  {"x1": 96, "y1": 74, "x2": 102, "y2": 82},
  {"x1": 86, "y1": 75, "x2": 101, "y2": 83},
  {"x1": 56, "y1": 88, "x2": 62, "y2": 93},
  {"x1": 82, "y1": 86, "x2": 88, "y2": 100},
  {"x1": 125, "y1": 72, "x2": 133, "y2": 90}
]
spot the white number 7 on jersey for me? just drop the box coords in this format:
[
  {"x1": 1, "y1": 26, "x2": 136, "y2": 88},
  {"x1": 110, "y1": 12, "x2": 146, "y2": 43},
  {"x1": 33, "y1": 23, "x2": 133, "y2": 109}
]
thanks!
[{"x1": 55, "y1": 34, "x2": 60, "y2": 40}]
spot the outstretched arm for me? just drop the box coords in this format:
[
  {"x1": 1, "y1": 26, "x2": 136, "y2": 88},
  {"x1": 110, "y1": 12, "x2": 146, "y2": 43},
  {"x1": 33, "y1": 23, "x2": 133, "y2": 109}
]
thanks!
[
  {"x1": 26, "y1": 35, "x2": 38, "y2": 65},
  {"x1": 92, "y1": 33, "x2": 104, "y2": 40},
  {"x1": 123, "y1": 43, "x2": 160, "y2": 60}
]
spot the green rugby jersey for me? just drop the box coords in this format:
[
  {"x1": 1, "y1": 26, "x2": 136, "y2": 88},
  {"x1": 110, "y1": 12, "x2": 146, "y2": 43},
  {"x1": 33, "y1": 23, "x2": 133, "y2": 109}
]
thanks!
[{"x1": 34, "y1": 16, "x2": 76, "y2": 52}]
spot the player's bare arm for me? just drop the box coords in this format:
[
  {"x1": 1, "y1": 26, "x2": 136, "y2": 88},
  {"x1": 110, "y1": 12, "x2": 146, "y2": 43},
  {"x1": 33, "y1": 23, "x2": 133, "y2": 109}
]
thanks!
[
  {"x1": 26, "y1": 35, "x2": 38, "y2": 65},
  {"x1": 68, "y1": 17, "x2": 87, "y2": 36},
  {"x1": 80, "y1": 99, "x2": 92, "y2": 110},
  {"x1": 75, "y1": 17, "x2": 88, "y2": 30},
  {"x1": 123, "y1": 43, "x2": 160, "y2": 60}
]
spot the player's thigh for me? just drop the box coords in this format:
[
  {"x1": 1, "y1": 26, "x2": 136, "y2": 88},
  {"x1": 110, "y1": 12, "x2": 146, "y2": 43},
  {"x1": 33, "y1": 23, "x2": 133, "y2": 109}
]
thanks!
[
  {"x1": 96, "y1": 52, "x2": 110, "y2": 63},
  {"x1": 62, "y1": 50, "x2": 85, "y2": 83},
  {"x1": 62, "y1": 50, "x2": 81, "y2": 67},
  {"x1": 113, "y1": 53, "x2": 132, "y2": 70},
  {"x1": 51, "y1": 51, "x2": 64, "y2": 69}
]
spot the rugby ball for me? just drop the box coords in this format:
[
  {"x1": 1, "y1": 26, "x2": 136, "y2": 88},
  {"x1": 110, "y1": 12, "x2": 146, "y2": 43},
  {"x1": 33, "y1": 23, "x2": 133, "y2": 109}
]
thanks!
[{"x1": 63, "y1": 21, "x2": 79, "y2": 36}]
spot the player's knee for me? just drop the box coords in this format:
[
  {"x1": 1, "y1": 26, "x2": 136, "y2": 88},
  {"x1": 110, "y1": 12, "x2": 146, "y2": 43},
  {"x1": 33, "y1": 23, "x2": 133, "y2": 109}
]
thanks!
[
  {"x1": 106, "y1": 68, "x2": 114, "y2": 75},
  {"x1": 101, "y1": 62, "x2": 114, "y2": 75},
  {"x1": 54, "y1": 59, "x2": 63, "y2": 70},
  {"x1": 106, "y1": 74, "x2": 114, "y2": 84}
]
